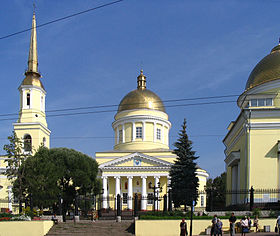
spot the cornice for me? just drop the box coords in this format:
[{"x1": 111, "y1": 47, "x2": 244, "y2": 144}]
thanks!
[
  {"x1": 13, "y1": 122, "x2": 51, "y2": 134},
  {"x1": 112, "y1": 115, "x2": 171, "y2": 129},
  {"x1": 99, "y1": 152, "x2": 172, "y2": 168},
  {"x1": 19, "y1": 85, "x2": 46, "y2": 94},
  {"x1": 238, "y1": 79, "x2": 280, "y2": 108},
  {"x1": 224, "y1": 151, "x2": 240, "y2": 166}
]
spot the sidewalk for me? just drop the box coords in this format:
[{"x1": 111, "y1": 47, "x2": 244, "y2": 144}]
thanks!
[{"x1": 221, "y1": 233, "x2": 279, "y2": 236}]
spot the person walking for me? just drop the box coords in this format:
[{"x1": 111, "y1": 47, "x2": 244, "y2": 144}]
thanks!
[
  {"x1": 241, "y1": 217, "x2": 249, "y2": 236},
  {"x1": 248, "y1": 216, "x2": 252, "y2": 230},
  {"x1": 253, "y1": 216, "x2": 259, "y2": 232},
  {"x1": 217, "y1": 218, "x2": 223, "y2": 236},
  {"x1": 180, "y1": 218, "x2": 188, "y2": 236},
  {"x1": 229, "y1": 212, "x2": 237, "y2": 236},
  {"x1": 276, "y1": 215, "x2": 280, "y2": 234},
  {"x1": 211, "y1": 215, "x2": 218, "y2": 236}
]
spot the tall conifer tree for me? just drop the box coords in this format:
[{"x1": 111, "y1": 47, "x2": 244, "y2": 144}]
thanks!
[{"x1": 169, "y1": 119, "x2": 199, "y2": 208}]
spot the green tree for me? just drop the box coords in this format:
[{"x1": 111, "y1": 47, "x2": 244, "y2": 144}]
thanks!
[
  {"x1": 22, "y1": 147, "x2": 100, "y2": 214},
  {"x1": 205, "y1": 172, "x2": 226, "y2": 210},
  {"x1": 3, "y1": 131, "x2": 31, "y2": 212},
  {"x1": 169, "y1": 119, "x2": 199, "y2": 209},
  {"x1": 21, "y1": 147, "x2": 60, "y2": 209}
]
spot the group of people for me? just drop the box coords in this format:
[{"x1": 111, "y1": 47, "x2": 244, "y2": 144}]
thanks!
[
  {"x1": 210, "y1": 213, "x2": 259, "y2": 236},
  {"x1": 211, "y1": 215, "x2": 223, "y2": 236}
]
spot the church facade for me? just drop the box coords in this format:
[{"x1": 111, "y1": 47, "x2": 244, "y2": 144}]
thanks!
[
  {"x1": 95, "y1": 70, "x2": 209, "y2": 211},
  {"x1": 224, "y1": 43, "x2": 280, "y2": 205}
]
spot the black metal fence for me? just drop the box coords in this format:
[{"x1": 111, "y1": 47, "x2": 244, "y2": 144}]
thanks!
[
  {"x1": 95, "y1": 193, "x2": 169, "y2": 219},
  {"x1": 205, "y1": 187, "x2": 280, "y2": 211}
]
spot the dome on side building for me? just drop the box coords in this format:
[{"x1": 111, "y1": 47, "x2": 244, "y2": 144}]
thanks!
[{"x1": 246, "y1": 44, "x2": 280, "y2": 90}]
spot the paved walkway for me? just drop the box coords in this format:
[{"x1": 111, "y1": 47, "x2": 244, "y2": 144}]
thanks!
[{"x1": 221, "y1": 233, "x2": 279, "y2": 236}]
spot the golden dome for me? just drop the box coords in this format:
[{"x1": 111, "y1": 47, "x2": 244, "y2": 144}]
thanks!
[
  {"x1": 21, "y1": 72, "x2": 45, "y2": 90},
  {"x1": 117, "y1": 70, "x2": 165, "y2": 113},
  {"x1": 246, "y1": 44, "x2": 280, "y2": 90}
]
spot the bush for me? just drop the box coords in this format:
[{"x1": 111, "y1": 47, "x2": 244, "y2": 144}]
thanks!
[
  {"x1": 0, "y1": 212, "x2": 13, "y2": 218},
  {"x1": 252, "y1": 208, "x2": 261, "y2": 217}
]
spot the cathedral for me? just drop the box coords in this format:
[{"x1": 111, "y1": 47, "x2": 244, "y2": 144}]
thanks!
[
  {"x1": 95, "y1": 70, "x2": 209, "y2": 210},
  {"x1": 224, "y1": 43, "x2": 280, "y2": 205},
  {"x1": 0, "y1": 13, "x2": 208, "y2": 212}
]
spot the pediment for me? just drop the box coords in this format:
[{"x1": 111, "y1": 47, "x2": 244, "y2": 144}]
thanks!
[{"x1": 99, "y1": 152, "x2": 172, "y2": 169}]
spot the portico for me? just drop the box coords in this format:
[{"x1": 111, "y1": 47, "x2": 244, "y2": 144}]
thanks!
[{"x1": 99, "y1": 152, "x2": 171, "y2": 210}]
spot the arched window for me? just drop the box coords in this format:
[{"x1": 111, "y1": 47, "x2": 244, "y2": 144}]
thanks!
[
  {"x1": 43, "y1": 137, "x2": 46, "y2": 147},
  {"x1": 26, "y1": 93, "x2": 30, "y2": 106},
  {"x1": 24, "y1": 134, "x2": 32, "y2": 152}
]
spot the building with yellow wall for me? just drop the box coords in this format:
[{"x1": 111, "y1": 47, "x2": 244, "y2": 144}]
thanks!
[
  {"x1": 95, "y1": 70, "x2": 209, "y2": 211},
  {"x1": 224, "y1": 43, "x2": 280, "y2": 205},
  {"x1": 0, "y1": 12, "x2": 208, "y2": 213},
  {"x1": 0, "y1": 13, "x2": 50, "y2": 212}
]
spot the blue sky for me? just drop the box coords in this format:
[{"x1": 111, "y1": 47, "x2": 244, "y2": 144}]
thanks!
[{"x1": 0, "y1": 0, "x2": 279, "y2": 178}]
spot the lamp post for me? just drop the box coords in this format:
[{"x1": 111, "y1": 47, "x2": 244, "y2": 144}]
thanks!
[{"x1": 149, "y1": 182, "x2": 162, "y2": 212}]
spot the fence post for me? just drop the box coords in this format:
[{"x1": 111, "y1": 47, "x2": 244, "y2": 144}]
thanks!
[
  {"x1": 209, "y1": 188, "x2": 213, "y2": 211},
  {"x1": 134, "y1": 193, "x2": 138, "y2": 218},
  {"x1": 74, "y1": 194, "x2": 79, "y2": 222},
  {"x1": 30, "y1": 193, "x2": 33, "y2": 211},
  {"x1": 250, "y1": 186, "x2": 254, "y2": 211},
  {"x1": 163, "y1": 194, "x2": 167, "y2": 212},
  {"x1": 168, "y1": 189, "x2": 172, "y2": 212},
  {"x1": 59, "y1": 195, "x2": 62, "y2": 215},
  {"x1": 19, "y1": 199, "x2": 23, "y2": 213},
  {"x1": 116, "y1": 194, "x2": 121, "y2": 222}
]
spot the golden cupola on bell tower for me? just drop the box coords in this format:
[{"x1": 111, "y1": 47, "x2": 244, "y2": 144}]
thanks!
[
  {"x1": 13, "y1": 12, "x2": 51, "y2": 152},
  {"x1": 113, "y1": 70, "x2": 171, "y2": 151}
]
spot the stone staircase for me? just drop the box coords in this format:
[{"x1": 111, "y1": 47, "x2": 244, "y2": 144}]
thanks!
[{"x1": 46, "y1": 220, "x2": 135, "y2": 236}]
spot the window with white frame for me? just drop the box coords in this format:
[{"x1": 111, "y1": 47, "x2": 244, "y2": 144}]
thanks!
[
  {"x1": 147, "y1": 193, "x2": 154, "y2": 204},
  {"x1": 119, "y1": 129, "x2": 123, "y2": 143},
  {"x1": 156, "y1": 128, "x2": 161, "y2": 140},
  {"x1": 250, "y1": 98, "x2": 273, "y2": 107},
  {"x1": 201, "y1": 195, "x2": 204, "y2": 207},
  {"x1": 136, "y1": 127, "x2": 142, "y2": 139},
  {"x1": 23, "y1": 134, "x2": 32, "y2": 152},
  {"x1": 123, "y1": 193, "x2": 128, "y2": 204},
  {"x1": 26, "y1": 93, "x2": 30, "y2": 107}
]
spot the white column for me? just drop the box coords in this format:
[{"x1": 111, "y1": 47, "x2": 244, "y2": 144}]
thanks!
[
  {"x1": 153, "y1": 122, "x2": 156, "y2": 142},
  {"x1": 132, "y1": 122, "x2": 136, "y2": 141},
  {"x1": 115, "y1": 176, "x2": 120, "y2": 196},
  {"x1": 231, "y1": 166, "x2": 237, "y2": 204},
  {"x1": 116, "y1": 126, "x2": 119, "y2": 144},
  {"x1": 167, "y1": 128, "x2": 169, "y2": 146},
  {"x1": 115, "y1": 176, "x2": 121, "y2": 210},
  {"x1": 102, "y1": 176, "x2": 108, "y2": 209},
  {"x1": 167, "y1": 177, "x2": 171, "y2": 210},
  {"x1": 237, "y1": 162, "x2": 240, "y2": 204},
  {"x1": 162, "y1": 126, "x2": 165, "y2": 144},
  {"x1": 127, "y1": 176, "x2": 133, "y2": 209},
  {"x1": 142, "y1": 122, "x2": 146, "y2": 141},
  {"x1": 22, "y1": 89, "x2": 26, "y2": 109},
  {"x1": 122, "y1": 123, "x2": 125, "y2": 143},
  {"x1": 141, "y1": 176, "x2": 147, "y2": 210},
  {"x1": 8, "y1": 186, "x2": 12, "y2": 212},
  {"x1": 154, "y1": 176, "x2": 160, "y2": 210}
]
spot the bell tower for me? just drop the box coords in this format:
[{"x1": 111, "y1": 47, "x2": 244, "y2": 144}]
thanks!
[{"x1": 13, "y1": 12, "x2": 50, "y2": 152}]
